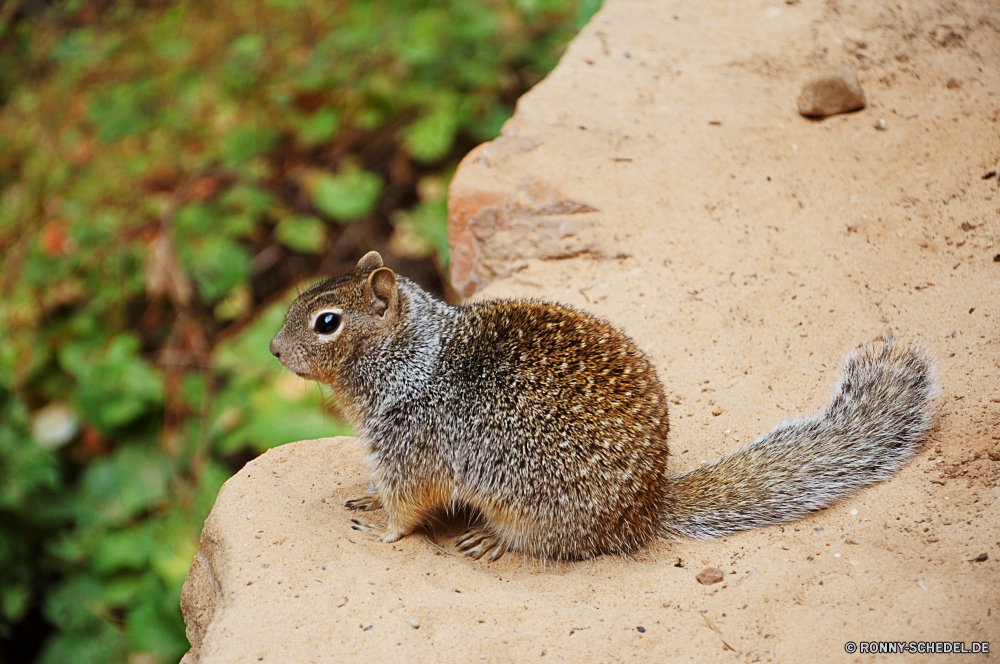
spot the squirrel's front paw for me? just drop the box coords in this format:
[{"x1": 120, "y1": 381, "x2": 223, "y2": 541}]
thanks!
[
  {"x1": 345, "y1": 494, "x2": 383, "y2": 511},
  {"x1": 456, "y1": 525, "x2": 508, "y2": 561},
  {"x1": 350, "y1": 519, "x2": 403, "y2": 543}
]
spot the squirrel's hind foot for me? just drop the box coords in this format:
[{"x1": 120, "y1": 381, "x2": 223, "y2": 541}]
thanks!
[
  {"x1": 456, "y1": 525, "x2": 508, "y2": 561},
  {"x1": 350, "y1": 518, "x2": 404, "y2": 543},
  {"x1": 345, "y1": 494, "x2": 383, "y2": 511}
]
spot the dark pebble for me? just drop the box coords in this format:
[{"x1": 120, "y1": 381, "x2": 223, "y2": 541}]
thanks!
[
  {"x1": 798, "y1": 66, "x2": 866, "y2": 118},
  {"x1": 696, "y1": 566, "x2": 725, "y2": 585},
  {"x1": 637, "y1": 626, "x2": 646, "y2": 633}
]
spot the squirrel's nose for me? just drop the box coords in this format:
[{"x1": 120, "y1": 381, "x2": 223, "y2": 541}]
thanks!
[{"x1": 268, "y1": 336, "x2": 281, "y2": 359}]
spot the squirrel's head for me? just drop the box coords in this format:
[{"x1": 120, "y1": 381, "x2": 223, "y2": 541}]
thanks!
[{"x1": 269, "y1": 251, "x2": 399, "y2": 384}]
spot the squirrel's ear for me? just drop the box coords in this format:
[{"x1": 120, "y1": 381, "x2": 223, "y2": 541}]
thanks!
[
  {"x1": 366, "y1": 267, "x2": 397, "y2": 317},
  {"x1": 357, "y1": 251, "x2": 383, "y2": 272}
]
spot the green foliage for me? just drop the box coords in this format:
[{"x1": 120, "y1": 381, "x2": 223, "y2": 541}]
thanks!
[
  {"x1": 0, "y1": 0, "x2": 594, "y2": 660},
  {"x1": 405, "y1": 105, "x2": 459, "y2": 163},
  {"x1": 295, "y1": 108, "x2": 340, "y2": 147},
  {"x1": 61, "y1": 334, "x2": 163, "y2": 434},
  {"x1": 275, "y1": 215, "x2": 326, "y2": 253},
  {"x1": 311, "y1": 169, "x2": 383, "y2": 223}
]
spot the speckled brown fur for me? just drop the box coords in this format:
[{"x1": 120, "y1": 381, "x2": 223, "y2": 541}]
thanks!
[{"x1": 269, "y1": 252, "x2": 937, "y2": 562}]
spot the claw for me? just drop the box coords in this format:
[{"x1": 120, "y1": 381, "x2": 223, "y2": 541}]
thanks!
[
  {"x1": 455, "y1": 525, "x2": 507, "y2": 561},
  {"x1": 348, "y1": 518, "x2": 404, "y2": 543},
  {"x1": 345, "y1": 494, "x2": 383, "y2": 511},
  {"x1": 350, "y1": 518, "x2": 383, "y2": 535},
  {"x1": 456, "y1": 530, "x2": 489, "y2": 551},
  {"x1": 486, "y1": 544, "x2": 506, "y2": 562}
]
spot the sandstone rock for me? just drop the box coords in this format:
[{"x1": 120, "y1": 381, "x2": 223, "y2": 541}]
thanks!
[
  {"x1": 447, "y1": 135, "x2": 602, "y2": 299},
  {"x1": 179, "y1": 437, "x2": 747, "y2": 663},
  {"x1": 797, "y1": 66, "x2": 866, "y2": 118}
]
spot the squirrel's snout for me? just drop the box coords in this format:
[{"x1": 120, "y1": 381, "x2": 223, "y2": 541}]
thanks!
[{"x1": 268, "y1": 335, "x2": 282, "y2": 359}]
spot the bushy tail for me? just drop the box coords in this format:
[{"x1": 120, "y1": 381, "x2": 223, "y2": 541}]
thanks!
[{"x1": 659, "y1": 334, "x2": 938, "y2": 539}]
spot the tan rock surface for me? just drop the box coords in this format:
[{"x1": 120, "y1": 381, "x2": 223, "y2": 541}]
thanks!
[{"x1": 182, "y1": 0, "x2": 1000, "y2": 661}]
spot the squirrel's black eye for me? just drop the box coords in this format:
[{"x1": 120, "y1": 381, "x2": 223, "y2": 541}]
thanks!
[{"x1": 313, "y1": 312, "x2": 341, "y2": 334}]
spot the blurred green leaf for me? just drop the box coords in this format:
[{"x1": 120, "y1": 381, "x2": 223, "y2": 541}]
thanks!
[
  {"x1": 576, "y1": 0, "x2": 603, "y2": 27},
  {"x1": 38, "y1": 622, "x2": 122, "y2": 664},
  {"x1": 1, "y1": 583, "x2": 30, "y2": 623},
  {"x1": 0, "y1": 394, "x2": 61, "y2": 508},
  {"x1": 220, "y1": 185, "x2": 275, "y2": 215},
  {"x1": 275, "y1": 215, "x2": 326, "y2": 253},
  {"x1": 411, "y1": 196, "x2": 449, "y2": 264},
  {"x1": 127, "y1": 598, "x2": 188, "y2": 662},
  {"x1": 174, "y1": 203, "x2": 214, "y2": 236},
  {"x1": 214, "y1": 299, "x2": 291, "y2": 378},
  {"x1": 88, "y1": 82, "x2": 154, "y2": 143},
  {"x1": 223, "y1": 125, "x2": 278, "y2": 164},
  {"x1": 102, "y1": 572, "x2": 158, "y2": 608},
  {"x1": 62, "y1": 335, "x2": 162, "y2": 434},
  {"x1": 397, "y1": 9, "x2": 447, "y2": 64},
  {"x1": 194, "y1": 460, "x2": 230, "y2": 524},
  {"x1": 296, "y1": 107, "x2": 340, "y2": 147},
  {"x1": 404, "y1": 106, "x2": 458, "y2": 162},
  {"x1": 311, "y1": 169, "x2": 382, "y2": 223},
  {"x1": 224, "y1": 34, "x2": 266, "y2": 91},
  {"x1": 42, "y1": 575, "x2": 105, "y2": 632},
  {"x1": 93, "y1": 526, "x2": 155, "y2": 574},
  {"x1": 184, "y1": 236, "x2": 251, "y2": 303},
  {"x1": 217, "y1": 384, "x2": 351, "y2": 454},
  {"x1": 79, "y1": 445, "x2": 171, "y2": 526}
]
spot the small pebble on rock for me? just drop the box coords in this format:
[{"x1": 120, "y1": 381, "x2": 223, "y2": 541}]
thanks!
[
  {"x1": 932, "y1": 25, "x2": 963, "y2": 47},
  {"x1": 971, "y1": 553, "x2": 988, "y2": 563},
  {"x1": 946, "y1": 77, "x2": 962, "y2": 89},
  {"x1": 409, "y1": 618, "x2": 421, "y2": 628},
  {"x1": 696, "y1": 566, "x2": 725, "y2": 585},
  {"x1": 875, "y1": 118, "x2": 887, "y2": 130},
  {"x1": 636, "y1": 626, "x2": 646, "y2": 633},
  {"x1": 798, "y1": 65, "x2": 866, "y2": 118}
]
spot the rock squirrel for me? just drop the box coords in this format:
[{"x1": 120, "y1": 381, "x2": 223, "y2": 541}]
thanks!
[{"x1": 269, "y1": 252, "x2": 938, "y2": 562}]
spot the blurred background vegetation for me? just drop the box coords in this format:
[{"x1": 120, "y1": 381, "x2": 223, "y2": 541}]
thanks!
[{"x1": 0, "y1": 0, "x2": 599, "y2": 661}]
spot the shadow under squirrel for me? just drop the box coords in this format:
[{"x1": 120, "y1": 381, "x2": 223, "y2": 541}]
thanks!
[{"x1": 269, "y1": 252, "x2": 938, "y2": 562}]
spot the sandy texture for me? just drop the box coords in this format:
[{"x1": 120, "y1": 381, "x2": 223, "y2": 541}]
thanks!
[{"x1": 181, "y1": 0, "x2": 1000, "y2": 661}]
